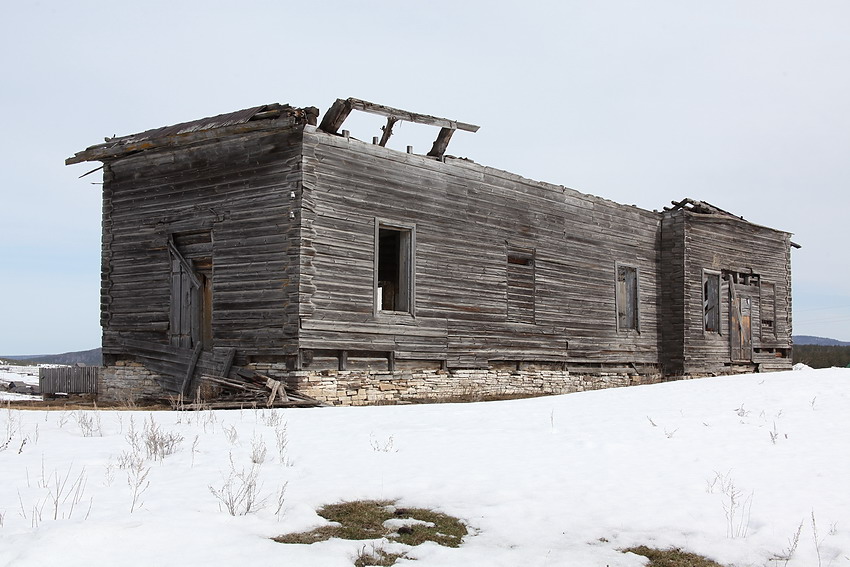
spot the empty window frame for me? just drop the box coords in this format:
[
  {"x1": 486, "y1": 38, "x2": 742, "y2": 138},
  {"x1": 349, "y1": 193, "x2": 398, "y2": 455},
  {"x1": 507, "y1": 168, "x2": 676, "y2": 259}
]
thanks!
[
  {"x1": 615, "y1": 263, "x2": 639, "y2": 332},
  {"x1": 703, "y1": 270, "x2": 721, "y2": 333},
  {"x1": 375, "y1": 221, "x2": 415, "y2": 314},
  {"x1": 506, "y1": 246, "x2": 535, "y2": 324}
]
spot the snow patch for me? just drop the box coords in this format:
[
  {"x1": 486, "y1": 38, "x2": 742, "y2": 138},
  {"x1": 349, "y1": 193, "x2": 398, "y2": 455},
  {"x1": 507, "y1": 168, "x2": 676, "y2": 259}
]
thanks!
[{"x1": 0, "y1": 368, "x2": 848, "y2": 567}]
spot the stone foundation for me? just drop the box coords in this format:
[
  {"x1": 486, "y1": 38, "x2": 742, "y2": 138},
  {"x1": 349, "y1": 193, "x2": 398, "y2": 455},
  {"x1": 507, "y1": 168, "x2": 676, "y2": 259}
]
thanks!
[
  {"x1": 98, "y1": 360, "x2": 665, "y2": 406},
  {"x1": 98, "y1": 361, "x2": 169, "y2": 403},
  {"x1": 249, "y1": 363, "x2": 665, "y2": 406}
]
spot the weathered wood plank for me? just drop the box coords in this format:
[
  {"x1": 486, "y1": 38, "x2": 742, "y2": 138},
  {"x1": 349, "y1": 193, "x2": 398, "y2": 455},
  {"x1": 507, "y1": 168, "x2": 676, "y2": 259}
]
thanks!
[{"x1": 88, "y1": 105, "x2": 791, "y2": 399}]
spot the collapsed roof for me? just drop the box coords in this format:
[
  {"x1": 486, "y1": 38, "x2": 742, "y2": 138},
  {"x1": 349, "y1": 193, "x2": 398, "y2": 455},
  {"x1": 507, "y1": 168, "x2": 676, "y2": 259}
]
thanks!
[{"x1": 66, "y1": 97, "x2": 479, "y2": 165}]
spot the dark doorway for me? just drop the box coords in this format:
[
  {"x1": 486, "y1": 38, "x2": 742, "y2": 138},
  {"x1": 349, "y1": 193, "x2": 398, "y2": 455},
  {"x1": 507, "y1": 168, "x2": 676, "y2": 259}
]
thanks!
[{"x1": 377, "y1": 227, "x2": 412, "y2": 313}]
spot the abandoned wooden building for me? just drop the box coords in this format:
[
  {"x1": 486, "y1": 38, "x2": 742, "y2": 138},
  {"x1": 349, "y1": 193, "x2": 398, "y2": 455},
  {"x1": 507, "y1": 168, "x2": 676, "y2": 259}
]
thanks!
[{"x1": 66, "y1": 98, "x2": 795, "y2": 405}]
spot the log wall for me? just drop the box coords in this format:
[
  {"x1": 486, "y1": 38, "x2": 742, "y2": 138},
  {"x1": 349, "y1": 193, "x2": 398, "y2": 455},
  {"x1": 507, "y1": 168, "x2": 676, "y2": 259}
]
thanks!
[
  {"x1": 659, "y1": 211, "x2": 686, "y2": 374},
  {"x1": 299, "y1": 129, "x2": 661, "y2": 369},
  {"x1": 662, "y1": 209, "x2": 793, "y2": 374},
  {"x1": 90, "y1": 117, "x2": 794, "y2": 403},
  {"x1": 101, "y1": 126, "x2": 305, "y2": 371}
]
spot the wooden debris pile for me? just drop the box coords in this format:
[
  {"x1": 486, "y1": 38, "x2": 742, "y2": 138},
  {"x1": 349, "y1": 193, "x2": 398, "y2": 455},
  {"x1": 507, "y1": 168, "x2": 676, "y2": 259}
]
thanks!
[{"x1": 191, "y1": 368, "x2": 322, "y2": 409}]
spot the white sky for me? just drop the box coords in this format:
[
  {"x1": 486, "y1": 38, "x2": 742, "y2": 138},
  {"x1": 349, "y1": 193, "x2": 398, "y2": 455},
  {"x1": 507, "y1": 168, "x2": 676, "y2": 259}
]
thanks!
[{"x1": 1, "y1": 0, "x2": 849, "y2": 354}]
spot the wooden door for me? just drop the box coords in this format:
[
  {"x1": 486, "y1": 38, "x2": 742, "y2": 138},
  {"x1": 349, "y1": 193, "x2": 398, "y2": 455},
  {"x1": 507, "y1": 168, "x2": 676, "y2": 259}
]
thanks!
[
  {"x1": 729, "y1": 284, "x2": 753, "y2": 361},
  {"x1": 169, "y1": 253, "x2": 201, "y2": 349},
  {"x1": 168, "y1": 241, "x2": 211, "y2": 350}
]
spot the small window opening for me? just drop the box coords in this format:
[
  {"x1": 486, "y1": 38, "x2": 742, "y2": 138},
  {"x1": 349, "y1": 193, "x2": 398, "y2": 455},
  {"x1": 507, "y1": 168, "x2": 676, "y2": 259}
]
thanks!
[
  {"x1": 726, "y1": 271, "x2": 760, "y2": 286},
  {"x1": 507, "y1": 254, "x2": 531, "y2": 266},
  {"x1": 506, "y1": 246, "x2": 535, "y2": 324},
  {"x1": 377, "y1": 226, "x2": 412, "y2": 313},
  {"x1": 703, "y1": 271, "x2": 720, "y2": 333},
  {"x1": 616, "y1": 264, "x2": 638, "y2": 331}
]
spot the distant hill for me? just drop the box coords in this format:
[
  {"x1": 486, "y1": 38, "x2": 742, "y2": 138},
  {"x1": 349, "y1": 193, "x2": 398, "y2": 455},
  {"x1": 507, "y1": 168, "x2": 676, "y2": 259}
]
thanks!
[
  {"x1": 2, "y1": 348, "x2": 102, "y2": 366},
  {"x1": 793, "y1": 335, "x2": 850, "y2": 347}
]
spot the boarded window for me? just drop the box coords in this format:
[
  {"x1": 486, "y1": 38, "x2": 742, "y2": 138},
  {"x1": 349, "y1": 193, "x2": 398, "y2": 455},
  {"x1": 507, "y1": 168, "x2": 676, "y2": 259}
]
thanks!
[
  {"x1": 703, "y1": 271, "x2": 721, "y2": 333},
  {"x1": 506, "y1": 246, "x2": 535, "y2": 324},
  {"x1": 761, "y1": 281, "x2": 776, "y2": 338},
  {"x1": 376, "y1": 224, "x2": 414, "y2": 314},
  {"x1": 616, "y1": 264, "x2": 639, "y2": 331}
]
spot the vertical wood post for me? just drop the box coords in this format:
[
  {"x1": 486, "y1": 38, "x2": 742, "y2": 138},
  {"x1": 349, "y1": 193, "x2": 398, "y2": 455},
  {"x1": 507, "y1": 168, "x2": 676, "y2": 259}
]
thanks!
[{"x1": 181, "y1": 342, "x2": 204, "y2": 397}]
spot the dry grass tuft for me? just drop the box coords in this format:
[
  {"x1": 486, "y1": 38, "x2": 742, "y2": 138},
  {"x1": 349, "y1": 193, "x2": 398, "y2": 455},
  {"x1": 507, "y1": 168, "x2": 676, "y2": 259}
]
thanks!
[
  {"x1": 6, "y1": 399, "x2": 169, "y2": 411},
  {"x1": 353, "y1": 544, "x2": 405, "y2": 567},
  {"x1": 622, "y1": 545, "x2": 726, "y2": 567},
  {"x1": 274, "y1": 499, "x2": 467, "y2": 564}
]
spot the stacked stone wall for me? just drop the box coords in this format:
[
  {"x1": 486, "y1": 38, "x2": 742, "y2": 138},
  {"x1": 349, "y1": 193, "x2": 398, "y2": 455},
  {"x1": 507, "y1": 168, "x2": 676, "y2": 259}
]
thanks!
[
  {"x1": 98, "y1": 360, "x2": 666, "y2": 406},
  {"x1": 98, "y1": 361, "x2": 168, "y2": 403},
  {"x1": 249, "y1": 363, "x2": 665, "y2": 406}
]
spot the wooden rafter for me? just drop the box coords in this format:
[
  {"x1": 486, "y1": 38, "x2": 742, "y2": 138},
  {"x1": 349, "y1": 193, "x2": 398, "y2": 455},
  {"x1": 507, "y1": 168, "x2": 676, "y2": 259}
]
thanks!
[
  {"x1": 378, "y1": 117, "x2": 398, "y2": 147},
  {"x1": 318, "y1": 97, "x2": 479, "y2": 157},
  {"x1": 428, "y1": 127, "x2": 455, "y2": 158},
  {"x1": 318, "y1": 98, "x2": 354, "y2": 134}
]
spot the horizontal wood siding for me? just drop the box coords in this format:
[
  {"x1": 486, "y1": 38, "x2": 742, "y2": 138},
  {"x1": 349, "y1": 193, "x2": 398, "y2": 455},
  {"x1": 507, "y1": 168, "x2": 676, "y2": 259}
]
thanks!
[
  {"x1": 96, "y1": 119, "x2": 791, "y2": 381},
  {"x1": 680, "y1": 211, "x2": 792, "y2": 373},
  {"x1": 299, "y1": 130, "x2": 660, "y2": 367},
  {"x1": 102, "y1": 127, "x2": 304, "y2": 360},
  {"x1": 660, "y1": 212, "x2": 686, "y2": 374}
]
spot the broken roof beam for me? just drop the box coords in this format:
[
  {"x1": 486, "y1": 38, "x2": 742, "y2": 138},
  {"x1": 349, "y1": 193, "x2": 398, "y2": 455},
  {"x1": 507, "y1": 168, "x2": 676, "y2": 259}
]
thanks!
[
  {"x1": 319, "y1": 97, "x2": 479, "y2": 157},
  {"x1": 665, "y1": 198, "x2": 716, "y2": 214},
  {"x1": 427, "y1": 127, "x2": 455, "y2": 158},
  {"x1": 318, "y1": 98, "x2": 355, "y2": 134},
  {"x1": 378, "y1": 117, "x2": 399, "y2": 147},
  {"x1": 347, "y1": 98, "x2": 479, "y2": 133}
]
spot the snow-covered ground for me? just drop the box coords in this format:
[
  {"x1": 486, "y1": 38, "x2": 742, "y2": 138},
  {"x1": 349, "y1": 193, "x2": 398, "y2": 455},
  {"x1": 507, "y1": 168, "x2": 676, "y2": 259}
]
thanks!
[
  {"x1": 0, "y1": 392, "x2": 40, "y2": 402},
  {"x1": 0, "y1": 364, "x2": 42, "y2": 402},
  {"x1": 0, "y1": 364, "x2": 40, "y2": 386},
  {"x1": 1, "y1": 367, "x2": 848, "y2": 566}
]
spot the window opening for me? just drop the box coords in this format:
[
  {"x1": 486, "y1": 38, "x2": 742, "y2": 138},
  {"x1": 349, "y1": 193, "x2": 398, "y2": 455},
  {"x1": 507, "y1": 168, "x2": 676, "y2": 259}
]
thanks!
[
  {"x1": 506, "y1": 246, "x2": 535, "y2": 324},
  {"x1": 616, "y1": 264, "x2": 639, "y2": 331},
  {"x1": 725, "y1": 271, "x2": 760, "y2": 286},
  {"x1": 376, "y1": 225, "x2": 413, "y2": 314},
  {"x1": 703, "y1": 271, "x2": 721, "y2": 333}
]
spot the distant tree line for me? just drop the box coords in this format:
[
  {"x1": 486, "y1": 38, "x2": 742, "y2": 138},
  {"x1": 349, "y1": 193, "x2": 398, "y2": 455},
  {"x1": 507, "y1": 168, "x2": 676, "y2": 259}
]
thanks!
[{"x1": 793, "y1": 345, "x2": 850, "y2": 368}]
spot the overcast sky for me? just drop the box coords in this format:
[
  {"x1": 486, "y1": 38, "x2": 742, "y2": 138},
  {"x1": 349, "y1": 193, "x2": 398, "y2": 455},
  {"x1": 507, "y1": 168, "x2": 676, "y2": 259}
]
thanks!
[{"x1": 1, "y1": 0, "x2": 848, "y2": 354}]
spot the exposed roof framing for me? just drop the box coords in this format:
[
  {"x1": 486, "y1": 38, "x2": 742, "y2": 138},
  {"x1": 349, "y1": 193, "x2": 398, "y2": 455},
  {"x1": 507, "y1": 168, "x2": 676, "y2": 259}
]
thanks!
[
  {"x1": 666, "y1": 197, "x2": 800, "y2": 247},
  {"x1": 665, "y1": 198, "x2": 743, "y2": 219},
  {"x1": 318, "y1": 97, "x2": 479, "y2": 158}
]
